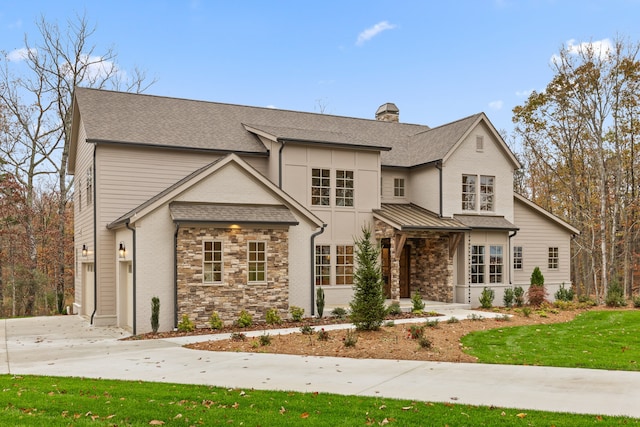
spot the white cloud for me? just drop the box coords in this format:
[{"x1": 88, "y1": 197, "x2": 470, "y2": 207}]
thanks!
[
  {"x1": 6, "y1": 47, "x2": 36, "y2": 62},
  {"x1": 551, "y1": 38, "x2": 613, "y2": 64},
  {"x1": 356, "y1": 21, "x2": 396, "y2": 46},
  {"x1": 489, "y1": 100, "x2": 503, "y2": 110},
  {"x1": 515, "y1": 89, "x2": 534, "y2": 98}
]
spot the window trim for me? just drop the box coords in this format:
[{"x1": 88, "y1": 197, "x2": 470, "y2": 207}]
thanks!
[
  {"x1": 203, "y1": 240, "x2": 223, "y2": 284},
  {"x1": 315, "y1": 245, "x2": 331, "y2": 286},
  {"x1": 393, "y1": 178, "x2": 405, "y2": 197},
  {"x1": 548, "y1": 247, "x2": 559, "y2": 270},
  {"x1": 86, "y1": 167, "x2": 93, "y2": 206},
  {"x1": 248, "y1": 241, "x2": 267, "y2": 283},
  {"x1": 335, "y1": 244, "x2": 354, "y2": 285},
  {"x1": 471, "y1": 245, "x2": 485, "y2": 284},
  {"x1": 513, "y1": 246, "x2": 523, "y2": 270},
  {"x1": 335, "y1": 169, "x2": 354, "y2": 207},
  {"x1": 489, "y1": 245, "x2": 503, "y2": 283},
  {"x1": 462, "y1": 174, "x2": 477, "y2": 211},
  {"x1": 480, "y1": 175, "x2": 495, "y2": 212}
]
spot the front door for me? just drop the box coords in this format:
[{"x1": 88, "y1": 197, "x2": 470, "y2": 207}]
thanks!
[{"x1": 400, "y1": 246, "x2": 410, "y2": 298}]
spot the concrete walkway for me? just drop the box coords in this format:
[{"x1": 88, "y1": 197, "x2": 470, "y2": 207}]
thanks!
[{"x1": 2, "y1": 313, "x2": 640, "y2": 418}]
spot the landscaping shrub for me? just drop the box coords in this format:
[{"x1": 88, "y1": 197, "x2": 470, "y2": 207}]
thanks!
[
  {"x1": 387, "y1": 301, "x2": 402, "y2": 316},
  {"x1": 479, "y1": 287, "x2": 494, "y2": 309},
  {"x1": 447, "y1": 316, "x2": 460, "y2": 324},
  {"x1": 343, "y1": 329, "x2": 358, "y2": 347},
  {"x1": 265, "y1": 308, "x2": 282, "y2": 325},
  {"x1": 514, "y1": 286, "x2": 525, "y2": 307},
  {"x1": 522, "y1": 307, "x2": 532, "y2": 317},
  {"x1": 230, "y1": 332, "x2": 246, "y2": 341},
  {"x1": 150, "y1": 296, "x2": 160, "y2": 333},
  {"x1": 331, "y1": 307, "x2": 348, "y2": 320},
  {"x1": 555, "y1": 283, "x2": 574, "y2": 302},
  {"x1": 527, "y1": 285, "x2": 548, "y2": 307},
  {"x1": 209, "y1": 311, "x2": 223, "y2": 329},
  {"x1": 425, "y1": 318, "x2": 439, "y2": 328},
  {"x1": 316, "y1": 287, "x2": 325, "y2": 318},
  {"x1": 300, "y1": 324, "x2": 314, "y2": 335},
  {"x1": 411, "y1": 291, "x2": 425, "y2": 314},
  {"x1": 418, "y1": 336, "x2": 432, "y2": 349},
  {"x1": 503, "y1": 287, "x2": 514, "y2": 308},
  {"x1": 259, "y1": 333, "x2": 271, "y2": 346},
  {"x1": 289, "y1": 306, "x2": 305, "y2": 322},
  {"x1": 177, "y1": 314, "x2": 195, "y2": 332},
  {"x1": 408, "y1": 324, "x2": 424, "y2": 339},
  {"x1": 530, "y1": 266, "x2": 545, "y2": 286},
  {"x1": 605, "y1": 280, "x2": 626, "y2": 307},
  {"x1": 317, "y1": 328, "x2": 329, "y2": 341},
  {"x1": 236, "y1": 310, "x2": 253, "y2": 328},
  {"x1": 349, "y1": 226, "x2": 387, "y2": 331}
]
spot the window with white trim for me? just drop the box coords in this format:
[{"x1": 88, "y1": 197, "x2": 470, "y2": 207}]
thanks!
[
  {"x1": 513, "y1": 246, "x2": 523, "y2": 270},
  {"x1": 548, "y1": 247, "x2": 559, "y2": 270},
  {"x1": 480, "y1": 175, "x2": 495, "y2": 211},
  {"x1": 315, "y1": 245, "x2": 330, "y2": 286},
  {"x1": 462, "y1": 175, "x2": 476, "y2": 210},
  {"x1": 311, "y1": 168, "x2": 330, "y2": 206},
  {"x1": 471, "y1": 245, "x2": 484, "y2": 283},
  {"x1": 336, "y1": 245, "x2": 354, "y2": 285},
  {"x1": 203, "y1": 241, "x2": 222, "y2": 283},
  {"x1": 248, "y1": 241, "x2": 266, "y2": 282},
  {"x1": 489, "y1": 245, "x2": 503, "y2": 283},
  {"x1": 394, "y1": 178, "x2": 405, "y2": 197},
  {"x1": 335, "y1": 170, "x2": 354, "y2": 207}
]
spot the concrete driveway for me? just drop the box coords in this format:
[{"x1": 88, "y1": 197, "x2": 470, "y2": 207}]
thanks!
[{"x1": 2, "y1": 314, "x2": 640, "y2": 418}]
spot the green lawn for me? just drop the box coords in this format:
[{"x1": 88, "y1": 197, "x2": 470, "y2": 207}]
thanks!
[
  {"x1": 462, "y1": 310, "x2": 640, "y2": 370},
  {"x1": 1, "y1": 375, "x2": 638, "y2": 426}
]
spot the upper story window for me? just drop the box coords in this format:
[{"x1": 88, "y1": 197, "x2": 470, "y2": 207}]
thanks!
[
  {"x1": 86, "y1": 167, "x2": 93, "y2": 206},
  {"x1": 513, "y1": 246, "x2": 523, "y2": 270},
  {"x1": 462, "y1": 175, "x2": 476, "y2": 210},
  {"x1": 548, "y1": 247, "x2": 559, "y2": 270},
  {"x1": 311, "y1": 168, "x2": 330, "y2": 206},
  {"x1": 394, "y1": 178, "x2": 405, "y2": 197},
  {"x1": 248, "y1": 241, "x2": 267, "y2": 283},
  {"x1": 335, "y1": 170, "x2": 354, "y2": 207},
  {"x1": 480, "y1": 175, "x2": 495, "y2": 211},
  {"x1": 203, "y1": 241, "x2": 222, "y2": 283}
]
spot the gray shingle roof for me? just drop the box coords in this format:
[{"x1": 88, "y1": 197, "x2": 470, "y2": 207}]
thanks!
[
  {"x1": 454, "y1": 214, "x2": 518, "y2": 230},
  {"x1": 373, "y1": 204, "x2": 470, "y2": 231},
  {"x1": 169, "y1": 202, "x2": 298, "y2": 225}
]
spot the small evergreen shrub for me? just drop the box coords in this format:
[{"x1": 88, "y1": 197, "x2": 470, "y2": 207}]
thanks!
[
  {"x1": 503, "y1": 288, "x2": 514, "y2": 308},
  {"x1": 331, "y1": 307, "x2": 348, "y2": 320},
  {"x1": 387, "y1": 302, "x2": 402, "y2": 316},
  {"x1": 300, "y1": 324, "x2": 314, "y2": 335},
  {"x1": 259, "y1": 333, "x2": 271, "y2": 346},
  {"x1": 605, "y1": 280, "x2": 626, "y2": 307},
  {"x1": 317, "y1": 328, "x2": 329, "y2": 341},
  {"x1": 230, "y1": 332, "x2": 246, "y2": 341},
  {"x1": 236, "y1": 310, "x2": 253, "y2": 328},
  {"x1": 530, "y1": 266, "x2": 545, "y2": 286},
  {"x1": 408, "y1": 324, "x2": 424, "y2": 339},
  {"x1": 209, "y1": 311, "x2": 223, "y2": 329},
  {"x1": 150, "y1": 296, "x2": 160, "y2": 334},
  {"x1": 425, "y1": 318, "x2": 439, "y2": 328},
  {"x1": 514, "y1": 286, "x2": 525, "y2": 307},
  {"x1": 447, "y1": 316, "x2": 460, "y2": 324},
  {"x1": 479, "y1": 287, "x2": 495, "y2": 309},
  {"x1": 265, "y1": 308, "x2": 282, "y2": 325},
  {"x1": 289, "y1": 306, "x2": 305, "y2": 322},
  {"x1": 411, "y1": 291, "x2": 425, "y2": 314},
  {"x1": 177, "y1": 314, "x2": 195, "y2": 332},
  {"x1": 555, "y1": 283, "x2": 575, "y2": 302},
  {"x1": 316, "y1": 287, "x2": 325, "y2": 318},
  {"x1": 418, "y1": 336, "x2": 432, "y2": 349},
  {"x1": 343, "y1": 329, "x2": 358, "y2": 347}
]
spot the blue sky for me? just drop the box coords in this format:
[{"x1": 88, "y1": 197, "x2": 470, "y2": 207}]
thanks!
[{"x1": 2, "y1": 0, "x2": 640, "y2": 141}]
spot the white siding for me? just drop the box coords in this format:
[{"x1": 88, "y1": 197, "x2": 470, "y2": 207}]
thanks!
[
  {"x1": 408, "y1": 166, "x2": 439, "y2": 212},
  {"x1": 380, "y1": 169, "x2": 411, "y2": 204}
]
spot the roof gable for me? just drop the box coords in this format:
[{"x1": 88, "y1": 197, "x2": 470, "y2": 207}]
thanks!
[{"x1": 514, "y1": 193, "x2": 580, "y2": 235}]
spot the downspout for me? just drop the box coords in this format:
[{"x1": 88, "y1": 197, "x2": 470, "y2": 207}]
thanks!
[
  {"x1": 435, "y1": 161, "x2": 443, "y2": 217},
  {"x1": 90, "y1": 145, "x2": 97, "y2": 324},
  {"x1": 508, "y1": 230, "x2": 518, "y2": 286},
  {"x1": 310, "y1": 224, "x2": 327, "y2": 316},
  {"x1": 173, "y1": 222, "x2": 180, "y2": 330},
  {"x1": 278, "y1": 140, "x2": 286, "y2": 188},
  {"x1": 125, "y1": 219, "x2": 137, "y2": 335}
]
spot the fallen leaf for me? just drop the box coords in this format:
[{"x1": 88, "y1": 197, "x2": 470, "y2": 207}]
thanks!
[
  {"x1": 300, "y1": 412, "x2": 310, "y2": 418},
  {"x1": 149, "y1": 421, "x2": 165, "y2": 425},
  {"x1": 232, "y1": 402, "x2": 240, "y2": 409},
  {"x1": 402, "y1": 406, "x2": 413, "y2": 411},
  {"x1": 279, "y1": 406, "x2": 286, "y2": 415},
  {"x1": 380, "y1": 418, "x2": 389, "y2": 425},
  {"x1": 516, "y1": 413, "x2": 527, "y2": 418}
]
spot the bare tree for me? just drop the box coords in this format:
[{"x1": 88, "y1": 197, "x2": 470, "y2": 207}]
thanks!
[{"x1": 0, "y1": 13, "x2": 155, "y2": 315}]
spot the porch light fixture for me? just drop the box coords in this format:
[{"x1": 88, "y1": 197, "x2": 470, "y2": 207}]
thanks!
[
  {"x1": 119, "y1": 242, "x2": 126, "y2": 259},
  {"x1": 82, "y1": 244, "x2": 88, "y2": 257}
]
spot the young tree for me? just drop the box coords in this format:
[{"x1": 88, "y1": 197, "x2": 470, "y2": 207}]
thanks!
[
  {"x1": 349, "y1": 225, "x2": 387, "y2": 331},
  {"x1": 0, "y1": 13, "x2": 154, "y2": 314}
]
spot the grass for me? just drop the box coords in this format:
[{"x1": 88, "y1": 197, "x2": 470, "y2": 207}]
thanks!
[
  {"x1": 462, "y1": 310, "x2": 640, "y2": 370},
  {"x1": 1, "y1": 374, "x2": 638, "y2": 426}
]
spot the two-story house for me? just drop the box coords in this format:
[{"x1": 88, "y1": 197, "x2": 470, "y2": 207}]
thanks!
[{"x1": 69, "y1": 89, "x2": 578, "y2": 334}]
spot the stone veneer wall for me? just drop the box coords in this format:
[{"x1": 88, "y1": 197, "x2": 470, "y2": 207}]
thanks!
[
  {"x1": 177, "y1": 226, "x2": 289, "y2": 327},
  {"x1": 374, "y1": 220, "x2": 453, "y2": 303}
]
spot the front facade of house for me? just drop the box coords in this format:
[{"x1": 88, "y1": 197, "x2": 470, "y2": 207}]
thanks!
[{"x1": 69, "y1": 89, "x2": 578, "y2": 334}]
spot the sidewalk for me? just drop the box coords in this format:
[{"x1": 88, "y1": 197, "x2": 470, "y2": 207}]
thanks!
[{"x1": 2, "y1": 314, "x2": 640, "y2": 418}]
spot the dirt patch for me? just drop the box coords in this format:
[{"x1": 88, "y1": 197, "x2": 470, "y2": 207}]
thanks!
[{"x1": 184, "y1": 308, "x2": 583, "y2": 363}]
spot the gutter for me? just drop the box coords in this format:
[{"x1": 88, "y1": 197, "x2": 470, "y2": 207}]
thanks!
[
  {"x1": 508, "y1": 230, "x2": 518, "y2": 285},
  {"x1": 125, "y1": 219, "x2": 137, "y2": 335},
  {"x1": 310, "y1": 224, "x2": 327, "y2": 316},
  {"x1": 278, "y1": 140, "x2": 286, "y2": 188},
  {"x1": 90, "y1": 145, "x2": 97, "y2": 324},
  {"x1": 435, "y1": 161, "x2": 443, "y2": 217},
  {"x1": 173, "y1": 222, "x2": 180, "y2": 330}
]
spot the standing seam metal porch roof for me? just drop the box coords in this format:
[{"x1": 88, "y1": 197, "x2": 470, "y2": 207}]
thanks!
[{"x1": 373, "y1": 204, "x2": 470, "y2": 231}]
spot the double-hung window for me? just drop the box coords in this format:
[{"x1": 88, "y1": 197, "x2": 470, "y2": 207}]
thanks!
[
  {"x1": 311, "y1": 168, "x2": 330, "y2": 206},
  {"x1": 548, "y1": 247, "x2": 559, "y2": 269},
  {"x1": 203, "y1": 241, "x2": 222, "y2": 283},
  {"x1": 248, "y1": 241, "x2": 266, "y2": 282},
  {"x1": 315, "y1": 245, "x2": 331, "y2": 286},
  {"x1": 480, "y1": 175, "x2": 495, "y2": 211},
  {"x1": 394, "y1": 178, "x2": 405, "y2": 197},
  {"x1": 471, "y1": 245, "x2": 485, "y2": 283},
  {"x1": 489, "y1": 245, "x2": 503, "y2": 283},
  {"x1": 462, "y1": 174, "x2": 495, "y2": 211},
  {"x1": 335, "y1": 170, "x2": 354, "y2": 207},
  {"x1": 462, "y1": 175, "x2": 476, "y2": 210},
  {"x1": 336, "y1": 245, "x2": 354, "y2": 285},
  {"x1": 513, "y1": 246, "x2": 523, "y2": 270}
]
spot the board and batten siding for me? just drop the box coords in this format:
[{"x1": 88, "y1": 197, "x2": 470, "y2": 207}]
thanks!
[{"x1": 512, "y1": 198, "x2": 574, "y2": 287}]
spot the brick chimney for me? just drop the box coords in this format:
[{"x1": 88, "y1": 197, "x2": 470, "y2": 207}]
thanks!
[{"x1": 375, "y1": 102, "x2": 399, "y2": 122}]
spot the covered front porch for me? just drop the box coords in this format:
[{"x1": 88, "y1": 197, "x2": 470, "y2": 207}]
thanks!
[{"x1": 373, "y1": 204, "x2": 470, "y2": 304}]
